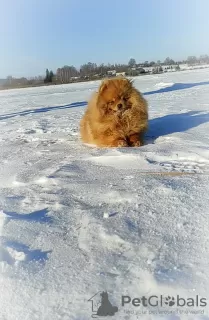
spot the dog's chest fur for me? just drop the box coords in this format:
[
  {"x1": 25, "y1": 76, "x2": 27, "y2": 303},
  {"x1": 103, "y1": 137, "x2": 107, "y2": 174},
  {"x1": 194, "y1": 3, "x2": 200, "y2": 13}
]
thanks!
[{"x1": 115, "y1": 110, "x2": 139, "y2": 135}]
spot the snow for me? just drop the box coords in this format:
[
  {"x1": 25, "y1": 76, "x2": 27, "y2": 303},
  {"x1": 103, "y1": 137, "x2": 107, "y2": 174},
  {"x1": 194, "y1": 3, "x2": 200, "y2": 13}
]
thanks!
[
  {"x1": 154, "y1": 82, "x2": 175, "y2": 89},
  {"x1": 0, "y1": 69, "x2": 209, "y2": 319}
]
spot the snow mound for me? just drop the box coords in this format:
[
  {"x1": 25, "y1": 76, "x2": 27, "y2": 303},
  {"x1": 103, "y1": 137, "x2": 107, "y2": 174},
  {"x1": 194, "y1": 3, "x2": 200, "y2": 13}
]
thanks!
[{"x1": 155, "y1": 82, "x2": 174, "y2": 88}]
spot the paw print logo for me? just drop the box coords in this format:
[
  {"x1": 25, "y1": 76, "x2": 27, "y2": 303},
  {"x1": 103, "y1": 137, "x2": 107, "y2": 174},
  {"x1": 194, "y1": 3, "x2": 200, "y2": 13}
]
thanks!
[{"x1": 165, "y1": 296, "x2": 175, "y2": 307}]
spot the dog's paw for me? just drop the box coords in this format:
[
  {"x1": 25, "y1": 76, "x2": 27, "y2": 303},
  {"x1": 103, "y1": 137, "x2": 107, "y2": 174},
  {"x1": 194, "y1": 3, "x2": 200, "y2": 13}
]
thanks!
[
  {"x1": 110, "y1": 139, "x2": 128, "y2": 147},
  {"x1": 118, "y1": 141, "x2": 128, "y2": 147},
  {"x1": 127, "y1": 133, "x2": 143, "y2": 147},
  {"x1": 117, "y1": 140, "x2": 129, "y2": 147},
  {"x1": 131, "y1": 140, "x2": 141, "y2": 147}
]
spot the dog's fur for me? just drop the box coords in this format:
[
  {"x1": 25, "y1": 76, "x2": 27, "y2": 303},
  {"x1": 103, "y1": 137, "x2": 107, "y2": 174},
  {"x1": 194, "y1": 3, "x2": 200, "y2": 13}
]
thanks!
[{"x1": 80, "y1": 77, "x2": 148, "y2": 147}]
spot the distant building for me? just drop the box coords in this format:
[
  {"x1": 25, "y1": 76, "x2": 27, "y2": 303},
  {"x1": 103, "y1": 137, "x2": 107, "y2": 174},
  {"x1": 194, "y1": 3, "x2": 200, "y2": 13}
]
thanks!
[
  {"x1": 116, "y1": 72, "x2": 126, "y2": 77},
  {"x1": 162, "y1": 65, "x2": 176, "y2": 72},
  {"x1": 143, "y1": 67, "x2": 153, "y2": 73},
  {"x1": 107, "y1": 70, "x2": 116, "y2": 76}
]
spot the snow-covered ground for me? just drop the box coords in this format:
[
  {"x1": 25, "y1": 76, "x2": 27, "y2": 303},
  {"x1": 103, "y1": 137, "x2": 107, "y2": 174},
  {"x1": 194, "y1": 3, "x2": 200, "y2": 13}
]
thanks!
[{"x1": 0, "y1": 69, "x2": 209, "y2": 320}]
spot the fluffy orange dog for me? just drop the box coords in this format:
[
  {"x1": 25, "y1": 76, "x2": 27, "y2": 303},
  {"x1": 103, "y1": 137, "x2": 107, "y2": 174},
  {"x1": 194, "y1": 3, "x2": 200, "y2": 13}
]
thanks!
[{"x1": 80, "y1": 77, "x2": 148, "y2": 147}]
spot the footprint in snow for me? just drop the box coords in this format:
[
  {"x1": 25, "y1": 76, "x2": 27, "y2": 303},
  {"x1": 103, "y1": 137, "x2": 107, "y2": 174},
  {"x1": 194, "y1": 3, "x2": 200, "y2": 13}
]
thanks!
[{"x1": 0, "y1": 241, "x2": 51, "y2": 266}]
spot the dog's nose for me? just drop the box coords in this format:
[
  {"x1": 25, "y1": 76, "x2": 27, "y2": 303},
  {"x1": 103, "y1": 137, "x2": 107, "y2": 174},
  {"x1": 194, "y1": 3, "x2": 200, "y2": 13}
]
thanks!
[{"x1": 117, "y1": 103, "x2": 123, "y2": 110}]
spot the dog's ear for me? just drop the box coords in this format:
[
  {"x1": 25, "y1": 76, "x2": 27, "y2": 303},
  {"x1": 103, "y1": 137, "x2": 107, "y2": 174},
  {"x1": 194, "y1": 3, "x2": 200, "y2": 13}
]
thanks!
[
  {"x1": 99, "y1": 79, "x2": 109, "y2": 94},
  {"x1": 121, "y1": 77, "x2": 133, "y2": 87}
]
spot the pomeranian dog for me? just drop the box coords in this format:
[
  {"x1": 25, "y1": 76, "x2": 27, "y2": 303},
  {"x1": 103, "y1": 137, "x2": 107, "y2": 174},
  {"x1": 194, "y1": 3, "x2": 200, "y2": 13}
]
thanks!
[{"x1": 80, "y1": 77, "x2": 148, "y2": 147}]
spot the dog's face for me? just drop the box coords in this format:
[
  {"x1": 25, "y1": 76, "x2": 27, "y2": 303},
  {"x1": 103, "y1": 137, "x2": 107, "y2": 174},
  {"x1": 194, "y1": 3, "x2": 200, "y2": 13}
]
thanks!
[{"x1": 97, "y1": 77, "x2": 133, "y2": 116}]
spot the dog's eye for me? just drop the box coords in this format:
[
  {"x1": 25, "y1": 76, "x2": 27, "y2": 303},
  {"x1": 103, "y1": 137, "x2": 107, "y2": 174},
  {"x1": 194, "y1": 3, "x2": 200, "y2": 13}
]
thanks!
[
  {"x1": 108, "y1": 100, "x2": 115, "y2": 105},
  {"x1": 123, "y1": 97, "x2": 129, "y2": 102}
]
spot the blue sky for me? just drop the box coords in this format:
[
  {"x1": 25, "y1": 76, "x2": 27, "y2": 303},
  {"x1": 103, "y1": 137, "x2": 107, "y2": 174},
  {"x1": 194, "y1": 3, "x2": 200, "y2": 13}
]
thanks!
[{"x1": 1, "y1": 0, "x2": 209, "y2": 78}]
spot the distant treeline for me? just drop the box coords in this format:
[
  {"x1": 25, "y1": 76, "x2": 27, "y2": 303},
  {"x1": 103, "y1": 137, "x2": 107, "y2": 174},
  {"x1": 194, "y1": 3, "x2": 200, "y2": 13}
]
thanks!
[
  {"x1": 54, "y1": 55, "x2": 209, "y2": 80},
  {"x1": 1, "y1": 54, "x2": 209, "y2": 89}
]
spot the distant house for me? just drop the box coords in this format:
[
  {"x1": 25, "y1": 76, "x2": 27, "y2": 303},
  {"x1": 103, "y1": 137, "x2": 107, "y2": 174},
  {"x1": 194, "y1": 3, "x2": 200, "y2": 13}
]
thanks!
[
  {"x1": 116, "y1": 72, "x2": 126, "y2": 77},
  {"x1": 143, "y1": 67, "x2": 153, "y2": 73},
  {"x1": 107, "y1": 70, "x2": 116, "y2": 76},
  {"x1": 71, "y1": 76, "x2": 79, "y2": 80},
  {"x1": 162, "y1": 65, "x2": 176, "y2": 72}
]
